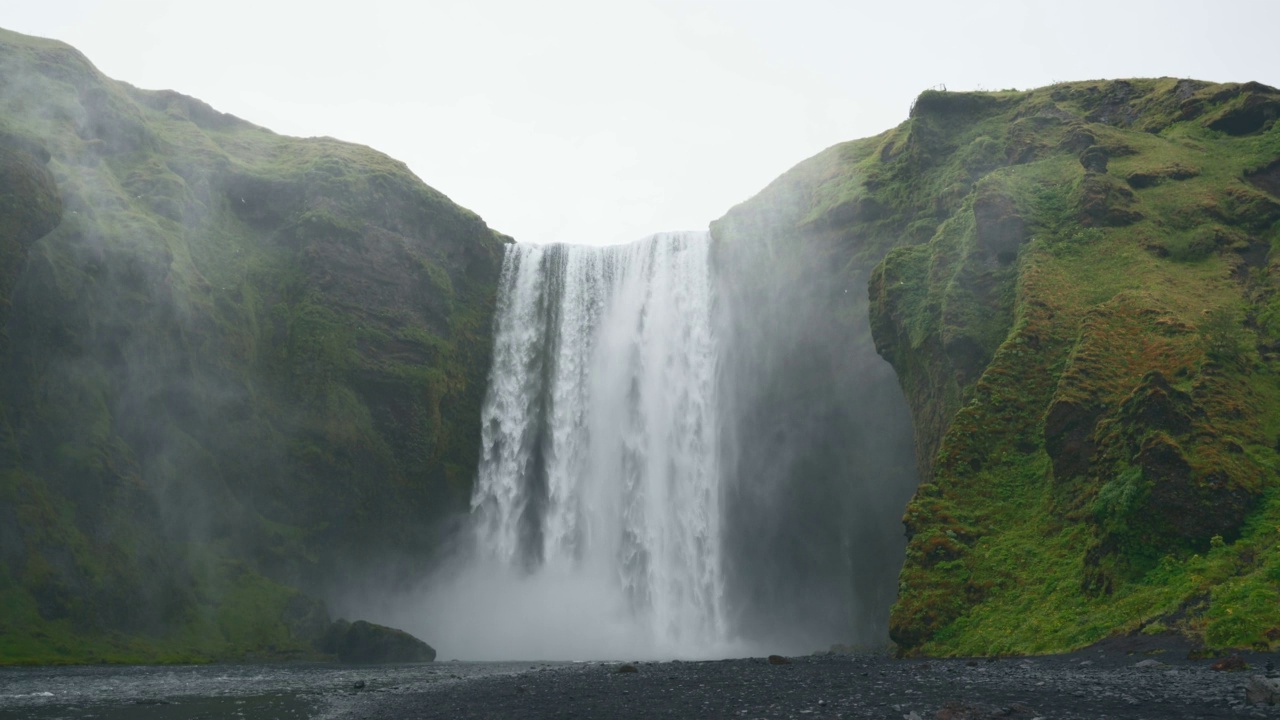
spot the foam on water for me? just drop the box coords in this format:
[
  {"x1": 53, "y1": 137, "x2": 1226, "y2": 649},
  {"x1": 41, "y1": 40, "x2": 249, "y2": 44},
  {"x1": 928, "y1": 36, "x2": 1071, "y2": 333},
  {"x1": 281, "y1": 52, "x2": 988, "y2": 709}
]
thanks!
[{"x1": 459, "y1": 231, "x2": 728, "y2": 659}]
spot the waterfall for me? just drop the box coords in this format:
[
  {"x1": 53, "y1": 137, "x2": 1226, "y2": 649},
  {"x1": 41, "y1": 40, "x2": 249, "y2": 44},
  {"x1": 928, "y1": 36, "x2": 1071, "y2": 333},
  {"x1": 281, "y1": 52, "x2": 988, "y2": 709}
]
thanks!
[
  {"x1": 401, "y1": 226, "x2": 918, "y2": 661},
  {"x1": 469, "y1": 231, "x2": 727, "y2": 656}
]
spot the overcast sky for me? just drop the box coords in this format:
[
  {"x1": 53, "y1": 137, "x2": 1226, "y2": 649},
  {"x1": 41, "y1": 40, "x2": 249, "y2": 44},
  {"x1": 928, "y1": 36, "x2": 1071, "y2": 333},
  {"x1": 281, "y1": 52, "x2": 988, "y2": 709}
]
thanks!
[{"x1": 7, "y1": 1, "x2": 1279, "y2": 246}]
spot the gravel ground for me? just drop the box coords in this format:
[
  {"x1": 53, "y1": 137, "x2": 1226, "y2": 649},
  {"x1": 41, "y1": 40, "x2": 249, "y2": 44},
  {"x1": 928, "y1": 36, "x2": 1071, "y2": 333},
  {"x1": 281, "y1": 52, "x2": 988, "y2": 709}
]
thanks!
[
  {"x1": 320, "y1": 643, "x2": 1280, "y2": 720},
  {"x1": 2, "y1": 640, "x2": 1277, "y2": 719},
  {"x1": 0, "y1": 662, "x2": 536, "y2": 719}
]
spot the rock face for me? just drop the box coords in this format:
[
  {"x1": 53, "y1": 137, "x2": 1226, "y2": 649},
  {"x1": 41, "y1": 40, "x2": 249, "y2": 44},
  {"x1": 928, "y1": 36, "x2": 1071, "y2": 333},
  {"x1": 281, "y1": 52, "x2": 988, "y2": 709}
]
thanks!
[
  {"x1": 0, "y1": 28, "x2": 504, "y2": 662},
  {"x1": 711, "y1": 130, "x2": 920, "y2": 650},
  {"x1": 724, "y1": 77, "x2": 1280, "y2": 656}
]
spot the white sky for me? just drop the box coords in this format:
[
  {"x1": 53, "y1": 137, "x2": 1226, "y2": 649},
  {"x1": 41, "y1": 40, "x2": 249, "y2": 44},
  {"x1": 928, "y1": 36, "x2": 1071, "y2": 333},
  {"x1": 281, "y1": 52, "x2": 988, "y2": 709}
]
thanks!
[{"x1": 6, "y1": 1, "x2": 1280, "y2": 246}]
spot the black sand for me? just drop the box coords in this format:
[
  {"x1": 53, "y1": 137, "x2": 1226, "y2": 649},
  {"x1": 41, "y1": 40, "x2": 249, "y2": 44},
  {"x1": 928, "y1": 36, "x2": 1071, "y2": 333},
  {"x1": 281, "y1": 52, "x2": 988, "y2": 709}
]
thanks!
[{"x1": 321, "y1": 642, "x2": 1280, "y2": 719}]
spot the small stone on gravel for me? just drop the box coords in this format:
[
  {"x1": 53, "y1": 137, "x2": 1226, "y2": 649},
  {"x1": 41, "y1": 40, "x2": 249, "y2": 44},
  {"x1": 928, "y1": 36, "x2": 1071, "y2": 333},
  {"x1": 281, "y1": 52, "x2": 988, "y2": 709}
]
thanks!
[{"x1": 1246, "y1": 675, "x2": 1280, "y2": 705}]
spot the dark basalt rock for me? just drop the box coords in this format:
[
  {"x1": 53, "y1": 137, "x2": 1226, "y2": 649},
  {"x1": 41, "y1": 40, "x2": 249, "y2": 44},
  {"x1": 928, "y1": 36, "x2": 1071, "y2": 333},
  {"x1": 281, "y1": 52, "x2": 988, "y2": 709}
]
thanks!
[
  {"x1": 325, "y1": 619, "x2": 436, "y2": 664},
  {"x1": 1115, "y1": 371, "x2": 1198, "y2": 436},
  {"x1": 1078, "y1": 146, "x2": 1110, "y2": 173},
  {"x1": 1058, "y1": 127, "x2": 1098, "y2": 154},
  {"x1": 1177, "y1": 81, "x2": 1278, "y2": 127},
  {"x1": 1083, "y1": 79, "x2": 1142, "y2": 127},
  {"x1": 1044, "y1": 399, "x2": 1102, "y2": 482},
  {"x1": 1206, "y1": 90, "x2": 1280, "y2": 136},
  {"x1": 910, "y1": 89, "x2": 1003, "y2": 119},
  {"x1": 1126, "y1": 165, "x2": 1200, "y2": 189},
  {"x1": 1131, "y1": 431, "x2": 1255, "y2": 548},
  {"x1": 1079, "y1": 173, "x2": 1143, "y2": 227},
  {"x1": 1245, "y1": 159, "x2": 1280, "y2": 198}
]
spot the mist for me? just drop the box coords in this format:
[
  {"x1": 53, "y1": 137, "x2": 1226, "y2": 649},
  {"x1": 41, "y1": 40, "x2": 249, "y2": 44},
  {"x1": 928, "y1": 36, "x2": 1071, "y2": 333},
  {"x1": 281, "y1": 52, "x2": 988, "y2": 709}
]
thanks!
[
  {"x1": 337, "y1": 215, "x2": 919, "y2": 660},
  {"x1": 713, "y1": 209, "x2": 919, "y2": 653},
  {"x1": 349, "y1": 548, "x2": 760, "y2": 662}
]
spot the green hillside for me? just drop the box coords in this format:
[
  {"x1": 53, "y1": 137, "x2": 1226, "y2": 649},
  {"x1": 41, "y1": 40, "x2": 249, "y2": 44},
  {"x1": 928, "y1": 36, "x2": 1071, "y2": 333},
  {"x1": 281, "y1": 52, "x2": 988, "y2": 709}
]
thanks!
[
  {"x1": 0, "y1": 28, "x2": 507, "y2": 663},
  {"x1": 717, "y1": 77, "x2": 1280, "y2": 656}
]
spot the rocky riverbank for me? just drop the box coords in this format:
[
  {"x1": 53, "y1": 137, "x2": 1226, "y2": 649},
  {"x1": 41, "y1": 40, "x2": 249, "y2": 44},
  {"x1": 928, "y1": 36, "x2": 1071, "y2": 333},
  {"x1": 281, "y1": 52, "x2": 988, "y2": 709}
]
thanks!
[
  {"x1": 2, "y1": 642, "x2": 1277, "y2": 719},
  {"x1": 321, "y1": 644, "x2": 1280, "y2": 719}
]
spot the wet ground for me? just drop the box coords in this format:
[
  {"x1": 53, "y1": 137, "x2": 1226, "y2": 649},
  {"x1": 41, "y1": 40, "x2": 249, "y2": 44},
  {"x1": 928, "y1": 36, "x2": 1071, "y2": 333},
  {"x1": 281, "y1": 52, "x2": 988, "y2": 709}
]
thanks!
[
  {"x1": 2, "y1": 641, "x2": 1278, "y2": 719},
  {"x1": 0, "y1": 661, "x2": 542, "y2": 719}
]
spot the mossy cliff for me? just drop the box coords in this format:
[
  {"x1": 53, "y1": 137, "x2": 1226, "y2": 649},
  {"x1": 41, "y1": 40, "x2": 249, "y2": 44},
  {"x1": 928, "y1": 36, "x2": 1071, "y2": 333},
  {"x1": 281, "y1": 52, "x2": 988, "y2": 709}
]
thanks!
[
  {"x1": 717, "y1": 78, "x2": 1280, "y2": 656},
  {"x1": 0, "y1": 28, "x2": 507, "y2": 663}
]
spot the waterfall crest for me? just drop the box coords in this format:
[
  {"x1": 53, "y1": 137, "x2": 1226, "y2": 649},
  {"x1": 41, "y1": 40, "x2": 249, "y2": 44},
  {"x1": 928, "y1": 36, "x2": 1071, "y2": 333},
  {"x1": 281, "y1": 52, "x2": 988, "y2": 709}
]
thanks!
[{"x1": 469, "y1": 231, "x2": 727, "y2": 655}]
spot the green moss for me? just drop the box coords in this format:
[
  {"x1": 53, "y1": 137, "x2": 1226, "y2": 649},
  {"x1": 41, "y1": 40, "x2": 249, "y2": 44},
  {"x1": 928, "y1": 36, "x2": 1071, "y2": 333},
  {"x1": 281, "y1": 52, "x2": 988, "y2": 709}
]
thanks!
[{"x1": 886, "y1": 80, "x2": 1280, "y2": 655}]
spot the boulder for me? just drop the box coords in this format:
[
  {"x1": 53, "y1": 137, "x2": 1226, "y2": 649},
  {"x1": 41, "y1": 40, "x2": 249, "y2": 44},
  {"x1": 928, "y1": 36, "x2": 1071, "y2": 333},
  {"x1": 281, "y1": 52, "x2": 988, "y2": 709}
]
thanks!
[
  {"x1": 324, "y1": 619, "x2": 436, "y2": 664},
  {"x1": 1246, "y1": 676, "x2": 1280, "y2": 706}
]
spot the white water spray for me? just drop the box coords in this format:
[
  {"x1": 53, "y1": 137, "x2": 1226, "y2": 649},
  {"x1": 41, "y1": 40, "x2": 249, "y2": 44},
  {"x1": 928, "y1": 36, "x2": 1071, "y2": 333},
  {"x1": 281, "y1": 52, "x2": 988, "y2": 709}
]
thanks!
[{"x1": 457, "y1": 231, "x2": 727, "y2": 659}]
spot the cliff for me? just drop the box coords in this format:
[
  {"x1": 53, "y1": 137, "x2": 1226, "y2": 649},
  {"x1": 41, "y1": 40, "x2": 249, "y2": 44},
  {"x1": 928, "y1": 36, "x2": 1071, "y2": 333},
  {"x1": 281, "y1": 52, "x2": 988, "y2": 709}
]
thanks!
[
  {"x1": 710, "y1": 139, "x2": 919, "y2": 647},
  {"x1": 717, "y1": 77, "x2": 1280, "y2": 655},
  {"x1": 0, "y1": 28, "x2": 507, "y2": 663}
]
